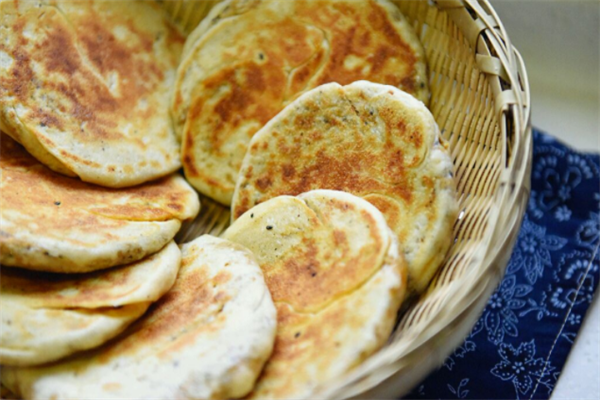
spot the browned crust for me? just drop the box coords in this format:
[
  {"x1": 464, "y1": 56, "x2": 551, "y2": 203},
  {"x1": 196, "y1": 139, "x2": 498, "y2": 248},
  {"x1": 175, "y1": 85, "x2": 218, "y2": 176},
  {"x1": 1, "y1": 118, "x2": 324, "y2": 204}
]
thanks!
[{"x1": 178, "y1": 0, "x2": 427, "y2": 203}]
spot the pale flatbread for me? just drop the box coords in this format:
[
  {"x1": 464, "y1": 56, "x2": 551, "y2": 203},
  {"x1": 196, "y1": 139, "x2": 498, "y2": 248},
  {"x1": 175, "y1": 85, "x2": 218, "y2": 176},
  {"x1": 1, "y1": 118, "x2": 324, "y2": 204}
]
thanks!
[
  {"x1": 0, "y1": 241, "x2": 180, "y2": 367},
  {"x1": 232, "y1": 81, "x2": 457, "y2": 294},
  {"x1": 0, "y1": 133, "x2": 199, "y2": 273},
  {"x1": 2, "y1": 236, "x2": 277, "y2": 400},
  {"x1": 0, "y1": 0, "x2": 184, "y2": 187},
  {"x1": 224, "y1": 190, "x2": 407, "y2": 399},
  {"x1": 173, "y1": 0, "x2": 428, "y2": 205}
]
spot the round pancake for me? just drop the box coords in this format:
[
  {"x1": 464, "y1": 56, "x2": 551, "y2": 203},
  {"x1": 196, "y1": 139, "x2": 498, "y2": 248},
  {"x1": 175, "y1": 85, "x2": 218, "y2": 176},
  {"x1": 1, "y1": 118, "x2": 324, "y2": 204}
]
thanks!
[
  {"x1": 173, "y1": 0, "x2": 428, "y2": 205},
  {"x1": 232, "y1": 81, "x2": 457, "y2": 294},
  {"x1": 1, "y1": 235, "x2": 276, "y2": 400},
  {"x1": 0, "y1": 133, "x2": 200, "y2": 273},
  {"x1": 0, "y1": 0, "x2": 184, "y2": 187},
  {"x1": 223, "y1": 190, "x2": 407, "y2": 399},
  {"x1": 0, "y1": 241, "x2": 180, "y2": 367}
]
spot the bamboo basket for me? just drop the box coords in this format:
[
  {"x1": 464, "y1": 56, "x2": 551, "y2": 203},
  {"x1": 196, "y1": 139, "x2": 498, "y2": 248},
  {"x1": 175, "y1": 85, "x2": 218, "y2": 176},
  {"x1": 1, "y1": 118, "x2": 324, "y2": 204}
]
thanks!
[
  {"x1": 0, "y1": 1, "x2": 530, "y2": 399},
  {"x1": 0, "y1": 0, "x2": 532, "y2": 399},
  {"x1": 164, "y1": 0, "x2": 532, "y2": 398}
]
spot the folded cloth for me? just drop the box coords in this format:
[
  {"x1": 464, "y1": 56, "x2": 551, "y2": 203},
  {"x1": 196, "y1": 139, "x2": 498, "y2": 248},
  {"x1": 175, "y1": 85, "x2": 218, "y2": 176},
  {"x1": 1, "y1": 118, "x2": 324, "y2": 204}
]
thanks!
[{"x1": 405, "y1": 129, "x2": 600, "y2": 399}]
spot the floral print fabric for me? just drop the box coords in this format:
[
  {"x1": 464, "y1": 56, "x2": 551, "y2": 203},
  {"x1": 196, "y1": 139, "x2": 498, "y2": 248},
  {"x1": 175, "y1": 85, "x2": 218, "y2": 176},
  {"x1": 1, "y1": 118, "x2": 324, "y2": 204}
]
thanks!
[{"x1": 405, "y1": 130, "x2": 599, "y2": 400}]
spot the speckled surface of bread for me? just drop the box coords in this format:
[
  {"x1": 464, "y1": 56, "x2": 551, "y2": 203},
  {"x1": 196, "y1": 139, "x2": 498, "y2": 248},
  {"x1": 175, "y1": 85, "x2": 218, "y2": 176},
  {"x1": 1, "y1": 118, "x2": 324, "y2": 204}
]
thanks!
[
  {"x1": 0, "y1": 0, "x2": 184, "y2": 187},
  {"x1": 173, "y1": 0, "x2": 428, "y2": 204},
  {"x1": 224, "y1": 190, "x2": 406, "y2": 399},
  {"x1": 0, "y1": 242, "x2": 180, "y2": 367},
  {"x1": 2, "y1": 236, "x2": 276, "y2": 400},
  {"x1": 232, "y1": 82, "x2": 457, "y2": 294},
  {"x1": 0, "y1": 133, "x2": 199, "y2": 273}
]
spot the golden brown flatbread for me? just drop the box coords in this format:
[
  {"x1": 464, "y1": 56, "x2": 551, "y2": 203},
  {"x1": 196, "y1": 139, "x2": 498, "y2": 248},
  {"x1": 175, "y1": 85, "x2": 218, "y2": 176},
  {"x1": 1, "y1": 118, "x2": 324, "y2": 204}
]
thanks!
[
  {"x1": 0, "y1": 241, "x2": 180, "y2": 367},
  {"x1": 173, "y1": 0, "x2": 428, "y2": 204},
  {"x1": 232, "y1": 81, "x2": 457, "y2": 294},
  {"x1": 0, "y1": 133, "x2": 199, "y2": 273},
  {"x1": 2, "y1": 236, "x2": 277, "y2": 400},
  {"x1": 224, "y1": 190, "x2": 406, "y2": 399},
  {"x1": 0, "y1": 0, "x2": 184, "y2": 187}
]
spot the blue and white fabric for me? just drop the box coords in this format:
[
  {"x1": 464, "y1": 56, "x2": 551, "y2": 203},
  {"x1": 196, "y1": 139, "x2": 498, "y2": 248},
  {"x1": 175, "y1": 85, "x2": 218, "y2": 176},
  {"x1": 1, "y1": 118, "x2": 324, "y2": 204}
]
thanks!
[{"x1": 404, "y1": 129, "x2": 600, "y2": 400}]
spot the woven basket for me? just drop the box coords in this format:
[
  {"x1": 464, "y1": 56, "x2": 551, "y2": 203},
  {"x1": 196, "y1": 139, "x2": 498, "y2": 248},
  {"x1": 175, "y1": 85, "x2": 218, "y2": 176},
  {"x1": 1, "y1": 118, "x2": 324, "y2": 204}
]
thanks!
[
  {"x1": 163, "y1": 0, "x2": 532, "y2": 398},
  {"x1": 0, "y1": 0, "x2": 532, "y2": 399}
]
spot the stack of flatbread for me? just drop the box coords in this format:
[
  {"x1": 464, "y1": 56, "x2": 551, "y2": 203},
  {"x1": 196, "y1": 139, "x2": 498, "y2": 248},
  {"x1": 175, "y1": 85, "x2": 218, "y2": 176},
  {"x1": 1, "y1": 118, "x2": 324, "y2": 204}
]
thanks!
[
  {"x1": 1, "y1": 0, "x2": 458, "y2": 399},
  {"x1": 0, "y1": 0, "x2": 213, "y2": 391}
]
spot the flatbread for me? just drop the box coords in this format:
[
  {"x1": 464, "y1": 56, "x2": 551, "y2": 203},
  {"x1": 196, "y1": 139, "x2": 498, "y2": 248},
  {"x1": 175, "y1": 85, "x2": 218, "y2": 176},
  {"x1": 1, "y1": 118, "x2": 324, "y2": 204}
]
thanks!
[
  {"x1": 223, "y1": 190, "x2": 406, "y2": 399},
  {"x1": 0, "y1": 133, "x2": 200, "y2": 273},
  {"x1": 173, "y1": 0, "x2": 428, "y2": 205},
  {"x1": 232, "y1": 81, "x2": 457, "y2": 294},
  {"x1": 2, "y1": 236, "x2": 277, "y2": 400},
  {"x1": 0, "y1": 241, "x2": 181, "y2": 367},
  {"x1": 0, "y1": 0, "x2": 184, "y2": 187}
]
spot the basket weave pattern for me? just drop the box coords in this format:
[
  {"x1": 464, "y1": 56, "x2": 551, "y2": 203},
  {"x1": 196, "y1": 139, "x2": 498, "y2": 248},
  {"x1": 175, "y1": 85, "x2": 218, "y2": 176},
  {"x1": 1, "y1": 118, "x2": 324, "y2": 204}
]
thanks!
[{"x1": 163, "y1": 0, "x2": 532, "y2": 398}]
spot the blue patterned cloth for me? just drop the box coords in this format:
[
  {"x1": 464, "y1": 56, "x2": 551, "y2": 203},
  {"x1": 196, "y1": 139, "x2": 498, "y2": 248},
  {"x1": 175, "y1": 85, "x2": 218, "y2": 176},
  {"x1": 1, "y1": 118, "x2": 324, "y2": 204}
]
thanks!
[{"x1": 404, "y1": 129, "x2": 600, "y2": 400}]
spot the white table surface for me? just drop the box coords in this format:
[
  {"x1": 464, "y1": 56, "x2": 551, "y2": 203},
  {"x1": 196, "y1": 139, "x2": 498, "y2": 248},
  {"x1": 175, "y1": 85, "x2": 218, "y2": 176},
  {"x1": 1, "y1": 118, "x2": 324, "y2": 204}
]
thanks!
[{"x1": 491, "y1": 1, "x2": 600, "y2": 399}]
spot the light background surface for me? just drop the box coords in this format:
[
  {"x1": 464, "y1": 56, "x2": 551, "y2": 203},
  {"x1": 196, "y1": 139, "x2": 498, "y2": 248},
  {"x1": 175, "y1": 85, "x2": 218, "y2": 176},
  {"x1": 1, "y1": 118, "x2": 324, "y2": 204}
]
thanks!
[{"x1": 491, "y1": 1, "x2": 599, "y2": 399}]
